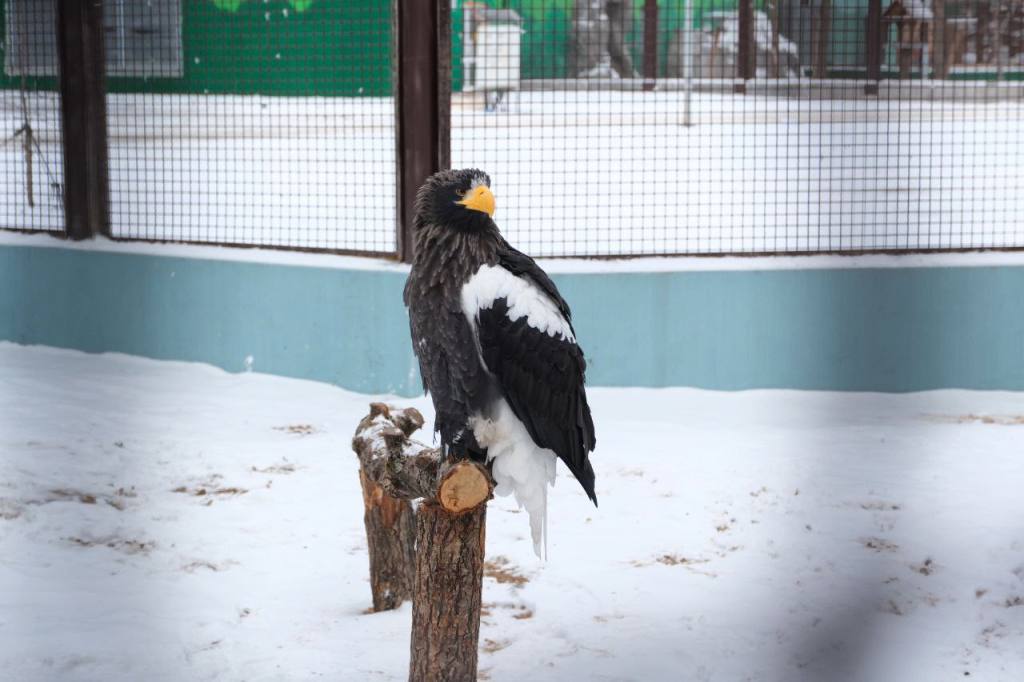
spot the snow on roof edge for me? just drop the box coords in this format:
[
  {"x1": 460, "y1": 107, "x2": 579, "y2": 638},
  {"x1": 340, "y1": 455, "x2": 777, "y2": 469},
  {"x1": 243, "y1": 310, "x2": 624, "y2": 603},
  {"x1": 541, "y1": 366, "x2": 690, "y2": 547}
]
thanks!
[
  {"x1": 537, "y1": 250, "x2": 1024, "y2": 273},
  {"x1": 0, "y1": 231, "x2": 409, "y2": 273},
  {"x1": 2, "y1": 230, "x2": 1023, "y2": 274}
]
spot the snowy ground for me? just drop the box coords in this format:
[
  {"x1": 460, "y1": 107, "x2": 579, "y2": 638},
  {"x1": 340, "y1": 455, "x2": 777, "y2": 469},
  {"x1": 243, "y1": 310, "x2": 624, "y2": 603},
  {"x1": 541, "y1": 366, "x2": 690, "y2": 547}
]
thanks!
[
  {"x1": 3, "y1": 89, "x2": 1022, "y2": 255},
  {"x1": 2, "y1": 342, "x2": 1023, "y2": 681}
]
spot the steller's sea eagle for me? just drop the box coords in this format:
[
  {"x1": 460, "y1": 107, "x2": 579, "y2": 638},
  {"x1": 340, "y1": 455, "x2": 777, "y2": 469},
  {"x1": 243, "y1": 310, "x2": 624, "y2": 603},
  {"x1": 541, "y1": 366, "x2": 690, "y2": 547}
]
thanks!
[{"x1": 403, "y1": 168, "x2": 596, "y2": 555}]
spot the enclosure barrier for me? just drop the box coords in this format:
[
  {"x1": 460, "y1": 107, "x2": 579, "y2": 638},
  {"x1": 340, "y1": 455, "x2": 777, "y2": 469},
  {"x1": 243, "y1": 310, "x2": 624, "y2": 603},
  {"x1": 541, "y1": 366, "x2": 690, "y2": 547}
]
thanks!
[
  {"x1": 352, "y1": 403, "x2": 494, "y2": 681},
  {"x1": 2, "y1": 0, "x2": 1023, "y2": 258}
]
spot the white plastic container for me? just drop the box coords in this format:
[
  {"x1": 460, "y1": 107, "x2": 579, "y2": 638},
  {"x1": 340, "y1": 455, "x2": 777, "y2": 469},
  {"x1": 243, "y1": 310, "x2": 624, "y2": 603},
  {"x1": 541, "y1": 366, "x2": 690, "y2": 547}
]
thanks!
[{"x1": 474, "y1": 22, "x2": 521, "y2": 92}]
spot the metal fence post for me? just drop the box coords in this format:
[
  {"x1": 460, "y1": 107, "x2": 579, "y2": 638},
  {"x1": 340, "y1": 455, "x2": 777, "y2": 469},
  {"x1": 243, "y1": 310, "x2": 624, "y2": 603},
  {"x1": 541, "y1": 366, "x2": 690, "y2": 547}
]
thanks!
[
  {"x1": 736, "y1": 0, "x2": 754, "y2": 93},
  {"x1": 683, "y1": 0, "x2": 694, "y2": 126},
  {"x1": 865, "y1": 0, "x2": 882, "y2": 95},
  {"x1": 812, "y1": 0, "x2": 831, "y2": 79},
  {"x1": 933, "y1": 0, "x2": 945, "y2": 79},
  {"x1": 56, "y1": 0, "x2": 110, "y2": 240},
  {"x1": 395, "y1": 0, "x2": 451, "y2": 264},
  {"x1": 643, "y1": 0, "x2": 659, "y2": 91}
]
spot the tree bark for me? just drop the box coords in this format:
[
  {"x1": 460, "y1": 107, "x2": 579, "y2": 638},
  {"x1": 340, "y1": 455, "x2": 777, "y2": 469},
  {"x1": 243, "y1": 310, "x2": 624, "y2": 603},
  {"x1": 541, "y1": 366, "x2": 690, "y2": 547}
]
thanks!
[
  {"x1": 409, "y1": 502, "x2": 487, "y2": 682},
  {"x1": 359, "y1": 470, "x2": 416, "y2": 611},
  {"x1": 352, "y1": 403, "x2": 426, "y2": 611},
  {"x1": 352, "y1": 401, "x2": 493, "y2": 634},
  {"x1": 352, "y1": 403, "x2": 492, "y2": 511}
]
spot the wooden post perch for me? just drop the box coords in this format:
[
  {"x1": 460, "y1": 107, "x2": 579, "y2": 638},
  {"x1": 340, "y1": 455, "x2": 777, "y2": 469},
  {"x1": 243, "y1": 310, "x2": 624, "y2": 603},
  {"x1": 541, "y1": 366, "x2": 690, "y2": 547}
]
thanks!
[{"x1": 352, "y1": 403, "x2": 493, "y2": 681}]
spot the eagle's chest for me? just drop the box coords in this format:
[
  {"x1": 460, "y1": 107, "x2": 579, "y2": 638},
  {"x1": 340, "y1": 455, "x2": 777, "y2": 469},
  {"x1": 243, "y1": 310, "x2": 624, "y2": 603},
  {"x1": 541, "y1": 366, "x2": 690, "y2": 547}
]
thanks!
[{"x1": 409, "y1": 277, "x2": 494, "y2": 414}]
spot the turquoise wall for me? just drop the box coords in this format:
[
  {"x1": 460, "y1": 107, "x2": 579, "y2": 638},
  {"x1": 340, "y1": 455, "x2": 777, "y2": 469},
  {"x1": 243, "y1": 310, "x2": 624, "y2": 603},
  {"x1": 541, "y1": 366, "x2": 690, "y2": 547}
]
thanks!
[
  {"x1": 0, "y1": 246, "x2": 416, "y2": 394},
  {"x1": 2, "y1": 244, "x2": 1023, "y2": 394}
]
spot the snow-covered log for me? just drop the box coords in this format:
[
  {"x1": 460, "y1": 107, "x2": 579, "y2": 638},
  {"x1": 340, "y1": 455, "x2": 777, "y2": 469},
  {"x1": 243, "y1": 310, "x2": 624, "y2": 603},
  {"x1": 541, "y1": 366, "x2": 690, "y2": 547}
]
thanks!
[
  {"x1": 351, "y1": 403, "x2": 423, "y2": 611},
  {"x1": 352, "y1": 403, "x2": 493, "y2": 680},
  {"x1": 351, "y1": 403, "x2": 493, "y2": 513}
]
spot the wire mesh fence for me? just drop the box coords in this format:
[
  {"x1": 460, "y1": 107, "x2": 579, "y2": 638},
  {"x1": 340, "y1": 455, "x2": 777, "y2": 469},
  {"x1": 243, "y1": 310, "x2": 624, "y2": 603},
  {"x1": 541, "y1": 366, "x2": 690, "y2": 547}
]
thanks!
[
  {"x1": 452, "y1": 0, "x2": 1024, "y2": 257},
  {"x1": 1, "y1": 0, "x2": 64, "y2": 232},
  {"x1": 1, "y1": 1, "x2": 1022, "y2": 257},
  {"x1": 104, "y1": 0, "x2": 395, "y2": 253}
]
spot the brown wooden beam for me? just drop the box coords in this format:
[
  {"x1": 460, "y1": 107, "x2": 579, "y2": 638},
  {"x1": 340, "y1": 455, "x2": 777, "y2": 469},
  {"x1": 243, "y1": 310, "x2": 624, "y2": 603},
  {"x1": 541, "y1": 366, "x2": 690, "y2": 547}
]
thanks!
[
  {"x1": 976, "y1": 3, "x2": 989, "y2": 67},
  {"x1": 770, "y1": 0, "x2": 781, "y2": 79},
  {"x1": 812, "y1": 0, "x2": 832, "y2": 79},
  {"x1": 737, "y1": 0, "x2": 755, "y2": 91},
  {"x1": 865, "y1": 0, "x2": 882, "y2": 93},
  {"x1": 933, "y1": 0, "x2": 946, "y2": 79},
  {"x1": 56, "y1": 0, "x2": 110, "y2": 240},
  {"x1": 642, "y1": 0, "x2": 659, "y2": 91},
  {"x1": 395, "y1": 0, "x2": 451, "y2": 263}
]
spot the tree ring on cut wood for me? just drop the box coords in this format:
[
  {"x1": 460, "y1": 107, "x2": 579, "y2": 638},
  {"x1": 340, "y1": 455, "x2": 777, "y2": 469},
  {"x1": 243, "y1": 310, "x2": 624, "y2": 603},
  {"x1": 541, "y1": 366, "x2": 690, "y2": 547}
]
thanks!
[{"x1": 437, "y1": 461, "x2": 492, "y2": 514}]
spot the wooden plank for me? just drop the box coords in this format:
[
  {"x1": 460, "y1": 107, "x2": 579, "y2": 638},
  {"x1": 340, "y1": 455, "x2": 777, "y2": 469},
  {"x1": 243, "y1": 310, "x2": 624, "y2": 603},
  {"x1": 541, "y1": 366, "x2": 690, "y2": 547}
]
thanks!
[
  {"x1": 56, "y1": 0, "x2": 88, "y2": 240},
  {"x1": 81, "y1": 0, "x2": 110, "y2": 237},
  {"x1": 933, "y1": 0, "x2": 946, "y2": 79},
  {"x1": 643, "y1": 0, "x2": 659, "y2": 91},
  {"x1": 771, "y1": 0, "x2": 781, "y2": 79},
  {"x1": 865, "y1": 0, "x2": 882, "y2": 94},
  {"x1": 395, "y1": 0, "x2": 451, "y2": 263},
  {"x1": 55, "y1": 0, "x2": 110, "y2": 240},
  {"x1": 737, "y1": 0, "x2": 755, "y2": 85},
  {"x1": 813, "y1": 0, "x2": 831, "y2": 79}
]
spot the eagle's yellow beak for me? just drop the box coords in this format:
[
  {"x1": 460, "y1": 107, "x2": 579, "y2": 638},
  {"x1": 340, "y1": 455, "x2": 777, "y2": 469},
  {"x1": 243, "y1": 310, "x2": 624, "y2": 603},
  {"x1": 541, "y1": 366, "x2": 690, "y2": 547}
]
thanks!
[{"x1": 457, "y1": 184, "x2": 495, "y2": 218}]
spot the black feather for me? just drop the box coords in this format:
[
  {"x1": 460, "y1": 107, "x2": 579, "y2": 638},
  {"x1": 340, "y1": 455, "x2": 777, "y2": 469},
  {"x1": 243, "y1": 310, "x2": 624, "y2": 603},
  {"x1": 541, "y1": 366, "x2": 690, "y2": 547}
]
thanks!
[
  {"x1": 404, "y1": 168, "x2": 597, "y2": 503},
  {"x1": 476, "y1": 297, "x2": 597, "y2": 504}
]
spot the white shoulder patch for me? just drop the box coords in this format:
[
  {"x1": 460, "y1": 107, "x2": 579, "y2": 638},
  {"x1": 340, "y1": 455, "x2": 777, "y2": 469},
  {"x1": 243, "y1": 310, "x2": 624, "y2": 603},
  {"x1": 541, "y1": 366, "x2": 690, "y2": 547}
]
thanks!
[{"x1": 460, "y1": 264, "x2": 575, "y2": 342}]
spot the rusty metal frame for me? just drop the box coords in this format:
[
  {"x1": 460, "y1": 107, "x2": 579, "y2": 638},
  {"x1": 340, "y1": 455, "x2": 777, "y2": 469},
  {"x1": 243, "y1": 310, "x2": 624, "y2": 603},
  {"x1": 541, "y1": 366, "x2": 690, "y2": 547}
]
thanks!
[
  {"x1": 394, "y1": 0, "x2": 451, "y2": 264},
  {"x1": 56, "y1": 0, "x2": 110, "y2": 240},
  {"x1": 736, "y1": 0, "x2": 755, "y2": 93},
  {"x1": 642, "y1": 0, "x2": 659, "y2": 91},
  {"x1": 865, "y1": 0, "x2": 883, "y2": 94}
]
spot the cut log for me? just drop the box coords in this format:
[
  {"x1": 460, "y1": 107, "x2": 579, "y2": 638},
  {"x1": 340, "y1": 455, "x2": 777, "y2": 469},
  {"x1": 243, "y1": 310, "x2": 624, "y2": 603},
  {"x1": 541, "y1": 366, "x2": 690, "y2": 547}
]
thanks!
[
  {"x1": 409, "y1": 501, "x2": 487, "y2": 682},
  {"x1": 359, "y1": 469, "x2": 416, "y2": 612},
  {"x1": 352, "y1": 403, "x2": 493, "y2": 507},
  {"x1": 437, "y1": 460, "x2": 491, "y2": 514},
  {"x1": 352, "y1": 403, "x2": 425, "y2": 611},
  {"x1": 352, "y1": 403, "x2": 493, "y2": 679}
]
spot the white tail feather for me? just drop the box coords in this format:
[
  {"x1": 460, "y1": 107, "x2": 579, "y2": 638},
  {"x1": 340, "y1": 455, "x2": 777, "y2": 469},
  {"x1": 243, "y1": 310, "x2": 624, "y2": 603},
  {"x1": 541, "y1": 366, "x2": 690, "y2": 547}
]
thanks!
[{"x1": 471, "y1": 400, "x2": 557, "y2": 558}]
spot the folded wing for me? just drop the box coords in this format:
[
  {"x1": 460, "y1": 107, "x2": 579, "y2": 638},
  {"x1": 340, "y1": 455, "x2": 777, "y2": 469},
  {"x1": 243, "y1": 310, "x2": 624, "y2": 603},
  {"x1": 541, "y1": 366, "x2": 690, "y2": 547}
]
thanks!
[{"x1": 460, "y1": 250, "x2": 597, "y2": 503}]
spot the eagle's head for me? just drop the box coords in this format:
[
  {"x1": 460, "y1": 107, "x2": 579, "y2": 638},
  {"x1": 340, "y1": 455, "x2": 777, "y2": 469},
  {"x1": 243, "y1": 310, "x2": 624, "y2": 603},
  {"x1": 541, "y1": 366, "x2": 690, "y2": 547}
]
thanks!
[{"x1": 414, "y1": 168, "x2": 495, "y2": 233}]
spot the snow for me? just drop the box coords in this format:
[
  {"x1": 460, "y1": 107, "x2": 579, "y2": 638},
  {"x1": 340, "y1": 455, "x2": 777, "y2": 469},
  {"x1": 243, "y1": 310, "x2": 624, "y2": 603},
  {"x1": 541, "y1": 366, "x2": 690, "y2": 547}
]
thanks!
[
  {"x1": 4, "y1": 89, "x2": 1022, "y2": 256},
  {"x1": 536, "y1": 249, "x2": 1024, "y2": 273},
  {"x1": 454, "y1": 90, "x2": 1024, "y2": 256},
  {"x1": 0, "y1": 92, "x2": 64, "y2": 233},
  {"x1": 5, "y1": 229, "x2": 1024, "y2": 275},
  {"x1": 2, "y1": 342, "x2": 1023, "y2": 680},
  {"x1": 0, "y1": 231, "x2": 408, "y2": 272}
]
